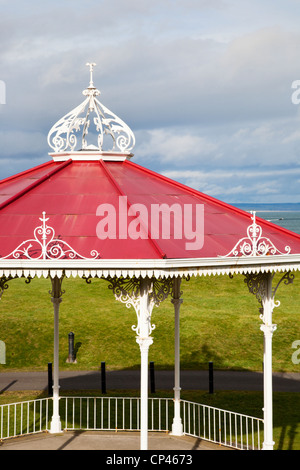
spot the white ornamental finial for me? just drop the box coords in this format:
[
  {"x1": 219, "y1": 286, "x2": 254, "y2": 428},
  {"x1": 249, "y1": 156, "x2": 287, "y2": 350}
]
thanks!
[
  {"x1": 86, "y1": 62, "x2": 96, "y2": 88},
  {"x1": 47, "y1": 63, "x2": 135, "y2": 154}
]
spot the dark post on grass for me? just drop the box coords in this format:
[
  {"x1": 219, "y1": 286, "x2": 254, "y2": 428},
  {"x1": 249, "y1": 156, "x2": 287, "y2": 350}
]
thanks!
[
  {"x1": 48, "y1": 362, "x2": 53, "y2": 396},
  {"x1": 67, "y1": 332, "x2": 76, "y2": 363},
  {"x1": 209, "y1": 361, "x2": 214, "y2": 394},
  {"x1": 150, "y1": 361, "x2": 155, "y2": 393},
  {"x1": 101, "y1": 361, "x2": 106, "y2": 394}
]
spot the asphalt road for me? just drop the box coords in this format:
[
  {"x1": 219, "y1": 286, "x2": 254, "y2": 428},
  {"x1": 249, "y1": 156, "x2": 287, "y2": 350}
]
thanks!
[{"x1": 0, "y1": 369, "x2": 299, "y2": 393}]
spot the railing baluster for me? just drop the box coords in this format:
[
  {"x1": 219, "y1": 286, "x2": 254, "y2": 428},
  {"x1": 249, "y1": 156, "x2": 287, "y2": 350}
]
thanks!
[
  {"x1": 0, "y1": 406, "x2": 2, "y2": 439},
  {"x1": 166, "y1": 399, "x2": 168, "y2": 431},
  {"x1": 122, "y1": 398, "x2": 125, "y2": 430},
  {"x1": 7, "y1": 404, "x2": 10, "y2": 437},
  {"x1": 208, "y1": 406, "x2": 211, "y2": 441},
  {"x1": 13, "y1": 404, "x2": 16, "y2": 437},
  {"x1": 231, "y1": 412, "x2": 234, "y2": 447},
  {"x1": 115, "y1": 398, "x2": 117, "y2": 430},
  {"x1": 27, "y1": 402, "x2": 29, "y2": 435},
  {"x1": 240, "y1": 415, "x2": 243, "y2": 450},
  {"x1": 129, "y1": 398, "x2": 132, "y2": 430}
]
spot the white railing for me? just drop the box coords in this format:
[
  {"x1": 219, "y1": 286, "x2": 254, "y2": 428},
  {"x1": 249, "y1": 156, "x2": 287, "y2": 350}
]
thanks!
[
  {"x1": 0, "y1": 398, "x2": 51, "y2": 440},
  {"x1": 63, "y1": 396, "x2": 172, "y2": 433},
  {"x1": 181, "y1": 400, "x2": 263, "y2": 450},
  {"x1": 0, "y1": 397, "x2": 263, "y2": 450}
]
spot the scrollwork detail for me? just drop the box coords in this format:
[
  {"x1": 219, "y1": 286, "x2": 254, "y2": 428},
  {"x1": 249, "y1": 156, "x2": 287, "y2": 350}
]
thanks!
[
  {"x1": 47, "y1": 63, "x2": 135, "y2": 154},
  {"x1": 222, "y1": 212, "x2": 291, "y2": 257},
  {"x1": 0, "y1": 276, "x2": 12, "y2": 299},
  {"x1": 244, "y1": 272, "x2": 268, "y2": 306},
  {"x1": 0, "y1": 212, "x2": 100, "y2": 261},
  {"x1": 106, "y1": 276, "x2": 174, "y2": 337},
  {"x1": 243, "y1": 270, "x2": 294, "y2": 326}
]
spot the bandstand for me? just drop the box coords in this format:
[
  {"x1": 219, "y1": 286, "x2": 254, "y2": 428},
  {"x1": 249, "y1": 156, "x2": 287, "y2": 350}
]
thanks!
[{"x1": 1, "y1": 64, "x2": 300, "y2": 450}]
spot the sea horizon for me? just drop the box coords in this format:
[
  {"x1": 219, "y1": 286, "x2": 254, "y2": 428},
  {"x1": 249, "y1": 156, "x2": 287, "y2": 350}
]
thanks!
[
  {"x1": 233, "y1": 202, "x2": 300, "y2": 211},
  {"x1": 230, "y1": 202, "x2": 300, "y2": 234}
]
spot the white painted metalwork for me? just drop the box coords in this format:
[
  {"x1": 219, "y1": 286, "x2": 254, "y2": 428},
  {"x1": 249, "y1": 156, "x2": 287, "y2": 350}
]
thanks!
[
  {"x1": 47, "y1": 63, "x2": 135, "y2": 155},
  {"x1": 0, "y1": 398, "x2": 50, "y2": 439},
  {"x1": 2, "y1": 251, "x2": 300, "y2": 286},
  {"x1": 107, "y1": 276, "x2": 173, "y2": 337},
  {"x1": 223, "y1": 211, "x2": 291, "y2": 257},
  {"x1": 106, "y1": 275, "x2": 174, "y2": 450},
  {"x1": 0, "y1": 396, "x2": 263, "y2": 450},
  {"x1": 170, "y1": 277, "x2": 184, "y2": 436},
  {"x1": 243, "y1": 270, "x2": 294, "y2": 450},
  {"x1": 0, "y1": 212, "x2": 100, "y2": 261},
  {"x1": 181, "y1": 400, "x2": 263, "y2": 450},
  {"x1": 49, "y1": 276, "x2": 63, "y2": 434}
]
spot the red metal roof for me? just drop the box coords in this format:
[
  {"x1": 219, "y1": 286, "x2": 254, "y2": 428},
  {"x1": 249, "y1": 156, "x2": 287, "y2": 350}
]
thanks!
[{"x1": 1, "y1": 157, "x2": 300, "y2": 260}]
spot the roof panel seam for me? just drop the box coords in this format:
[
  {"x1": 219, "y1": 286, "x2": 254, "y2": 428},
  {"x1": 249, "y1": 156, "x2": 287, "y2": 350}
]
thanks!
[
  {"x1": 0, "y1": 160, "x2": 53, "y2": 186},
  {"x1": 0, "y1": 159, "x2": 72, "y2": 211},
  {"x1": 99, "y1": 160, "x2": 166, "y2": 259}
]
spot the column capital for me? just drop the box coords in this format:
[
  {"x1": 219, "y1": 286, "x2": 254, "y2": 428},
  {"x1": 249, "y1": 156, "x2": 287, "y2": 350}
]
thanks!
[
  {"x1": 136, "y1": 336, "x2": 154, "y2": 352},
  {"x1": 50, "y1": 275, "x2": 65, "y2": 299},
  {"x1": 260, "y1": 323, "x2": 277, "y2": 337},
  {"x1": 171, "y1": 298, "x2": 183, "y2": 306},
  {"x1": 51, "y1": 296, "x2": 63, "y2": 306}
]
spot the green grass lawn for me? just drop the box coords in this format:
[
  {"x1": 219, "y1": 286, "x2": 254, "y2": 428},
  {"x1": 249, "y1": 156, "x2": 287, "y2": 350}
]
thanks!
[{"x1": 0, "y1": 273, "x2": 299, "y2": 372}]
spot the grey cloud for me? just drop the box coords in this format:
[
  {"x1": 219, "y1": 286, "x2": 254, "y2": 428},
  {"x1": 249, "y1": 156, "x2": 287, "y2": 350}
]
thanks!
[{"x1": 1, "y1": 0, "x2": 300, "y2": 205}]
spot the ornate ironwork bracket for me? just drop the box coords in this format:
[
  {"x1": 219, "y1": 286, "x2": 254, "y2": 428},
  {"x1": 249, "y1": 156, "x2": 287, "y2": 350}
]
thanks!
[
  {"x1": 271, "y1": 271, "x2": 295, "y2": 299},
  {"x1": 0, "y1": 275, "x2": 32, "y2": 300},
  {"x1": 106, "y1": 275, "x2": 174, "y2": 337},
  {"x1": 0, "y1": 276, "x2": 12, "y2": 299},
  {"x1": 243, "y1": 271, "x2": 294, "y2": 326}
]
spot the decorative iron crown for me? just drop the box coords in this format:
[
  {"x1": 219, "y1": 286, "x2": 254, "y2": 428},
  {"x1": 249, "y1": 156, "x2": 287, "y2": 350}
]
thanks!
[{"x1": 47, "y1": 63, "x2": 135, "y2": 155}]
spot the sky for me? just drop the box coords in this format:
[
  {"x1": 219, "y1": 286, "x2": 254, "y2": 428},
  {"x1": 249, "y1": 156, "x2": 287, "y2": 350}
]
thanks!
[{"x1": 1, "y1": 0, "x2": 300, "y2": 204}]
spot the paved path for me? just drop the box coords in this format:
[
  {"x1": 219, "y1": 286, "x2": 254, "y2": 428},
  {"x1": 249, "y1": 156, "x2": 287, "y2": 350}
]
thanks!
[{"x1": 0, "y1": 369, "x2": 299, "y2": 393}]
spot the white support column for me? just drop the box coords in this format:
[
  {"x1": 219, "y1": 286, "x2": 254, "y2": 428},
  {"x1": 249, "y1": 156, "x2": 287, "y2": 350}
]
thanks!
[
  {"x1": 49, "y1": 276, "x2": 63, "y2": 434},
  {"x1": 107, "y1": 275, "x2": 174, "y2": 451},
  {"x1": 171, "y1": 277, "x2": 183, "y2": 436},
  {"x1": 244, "y1": 271, "x2": 294, "y2": 451},
  {"x1": 136, "y1": 336, "x2": 153, "y2": 449},
  {"x1": 136, "y1": 278, "x2": 153, "y2": 450},
  {"x1": 261, "y1": 272, "x2": 276, "y2": 450}
]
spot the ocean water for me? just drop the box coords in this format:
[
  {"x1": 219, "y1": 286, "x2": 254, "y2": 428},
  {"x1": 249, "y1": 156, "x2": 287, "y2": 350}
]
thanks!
[{"x1": 234, "y1": 203, "x2": 300, "y2": 235}]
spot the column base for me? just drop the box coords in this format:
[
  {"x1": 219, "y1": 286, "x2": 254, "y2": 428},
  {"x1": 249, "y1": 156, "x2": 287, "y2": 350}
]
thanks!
[
  {"x1": 170, "y1": 419, "x2": 184, "y2": 436},
  {"x1": 49, "y1": 416, "x2": 62, "y2": 434},
  {"x1": 262, "y1": 441, "x2": 275, "y2": 450}
]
